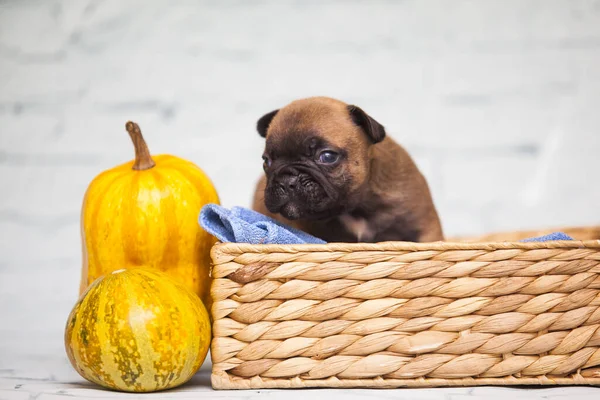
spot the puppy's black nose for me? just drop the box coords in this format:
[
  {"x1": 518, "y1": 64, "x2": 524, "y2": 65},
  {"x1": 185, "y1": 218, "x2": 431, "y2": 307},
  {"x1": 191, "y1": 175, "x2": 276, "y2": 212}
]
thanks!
[{"x1": 277, "y1": 174, "x2": 299, "y2": 190}]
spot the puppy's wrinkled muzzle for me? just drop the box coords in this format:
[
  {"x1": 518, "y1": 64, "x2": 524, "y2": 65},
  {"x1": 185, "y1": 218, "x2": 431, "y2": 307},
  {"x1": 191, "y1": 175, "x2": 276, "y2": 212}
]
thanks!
[
  {"x1": 264, "y1": 163, "x2": 335, "y2": 220},
  {"x1": 267, "y1": 172, "x2": 302, "y2": 219}
]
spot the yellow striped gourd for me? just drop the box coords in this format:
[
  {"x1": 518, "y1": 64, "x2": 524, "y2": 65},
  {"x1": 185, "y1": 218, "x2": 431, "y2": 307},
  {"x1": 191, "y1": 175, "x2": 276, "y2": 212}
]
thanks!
[{"x1": 65, "y1": 268, "x2": 211, "y2": 392}]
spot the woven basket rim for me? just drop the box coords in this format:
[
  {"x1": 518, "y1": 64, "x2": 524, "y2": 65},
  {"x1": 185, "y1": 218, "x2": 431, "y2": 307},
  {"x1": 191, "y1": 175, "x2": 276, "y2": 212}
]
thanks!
[{"x1": 212, "y1": 238, "x2": 600, "y2": 254}]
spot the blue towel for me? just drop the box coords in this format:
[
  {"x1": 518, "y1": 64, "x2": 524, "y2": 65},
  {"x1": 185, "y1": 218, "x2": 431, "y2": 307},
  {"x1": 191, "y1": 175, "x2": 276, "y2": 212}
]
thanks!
[
  {"x1": 199, "y1": 204, "x2": 326, "y2": 245},
  {"x1": 199, "y1": 204, "x2": 574, "y2": 245},
  {"x1": 520, "y1": 232, "x2": 573, "y2": 242}
]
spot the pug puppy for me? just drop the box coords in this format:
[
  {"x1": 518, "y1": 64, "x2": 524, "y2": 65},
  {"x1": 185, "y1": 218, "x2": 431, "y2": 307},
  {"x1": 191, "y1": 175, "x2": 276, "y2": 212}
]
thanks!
[{"x1": 251, "y1": 96, "x2": 443, "y2": 243}]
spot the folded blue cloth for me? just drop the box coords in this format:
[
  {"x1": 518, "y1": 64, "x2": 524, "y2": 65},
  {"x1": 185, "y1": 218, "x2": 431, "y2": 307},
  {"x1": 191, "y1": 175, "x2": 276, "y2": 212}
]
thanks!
[
  {"x1": 520, "y1": 232, "x2": 573, "y2": 242},
  {"x1": 199, "y1": 204, "x2": 326, "y2": 245},
  {"x1": 199, "y1": 204, "x2": 574, "y2": 245}
]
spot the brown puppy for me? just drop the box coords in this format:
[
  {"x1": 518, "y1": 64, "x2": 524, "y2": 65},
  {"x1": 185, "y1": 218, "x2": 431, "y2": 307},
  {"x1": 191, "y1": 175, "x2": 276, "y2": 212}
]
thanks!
[{"x1": 252, "y1": 97, "x2": 444, "y2": 243}]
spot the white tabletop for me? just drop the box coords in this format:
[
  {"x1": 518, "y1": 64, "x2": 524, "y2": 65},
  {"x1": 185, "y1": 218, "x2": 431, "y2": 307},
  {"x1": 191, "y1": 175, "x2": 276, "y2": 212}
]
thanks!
[{"x1": 2, "y1": 349, "x2": 600, "y2": 399}]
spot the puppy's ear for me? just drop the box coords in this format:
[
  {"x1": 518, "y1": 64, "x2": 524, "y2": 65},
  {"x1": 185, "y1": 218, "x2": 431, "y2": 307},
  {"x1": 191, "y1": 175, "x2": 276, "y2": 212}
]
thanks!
[
  {"x1": 347, "y1": 105, "x2": 386, "y2": 144},
  {"x1": 256, "y1": 109, "x2": 279, "y2": 138}
]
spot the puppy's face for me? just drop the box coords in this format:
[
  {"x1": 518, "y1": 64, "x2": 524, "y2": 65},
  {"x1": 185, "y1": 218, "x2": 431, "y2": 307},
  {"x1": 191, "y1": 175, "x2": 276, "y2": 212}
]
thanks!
[{"x1": 256, "y1": 97, "x2": 386, "y2": 220}]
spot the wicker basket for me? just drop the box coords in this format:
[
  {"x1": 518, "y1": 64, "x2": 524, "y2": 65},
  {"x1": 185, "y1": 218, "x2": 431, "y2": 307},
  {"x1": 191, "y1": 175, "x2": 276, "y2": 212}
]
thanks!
[{"x1": 209, "y1": 225, "x2": 600, "y2": 389}]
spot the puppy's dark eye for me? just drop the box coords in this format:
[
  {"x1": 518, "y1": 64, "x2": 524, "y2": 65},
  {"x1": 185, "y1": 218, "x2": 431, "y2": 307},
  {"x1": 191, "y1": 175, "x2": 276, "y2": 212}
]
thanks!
[
  {"x1": 318, "y1": 151, "x2": 339, "y2": 164},
  {"x1": 262, "y1": 156, "x2": 272, "y2": 169}
]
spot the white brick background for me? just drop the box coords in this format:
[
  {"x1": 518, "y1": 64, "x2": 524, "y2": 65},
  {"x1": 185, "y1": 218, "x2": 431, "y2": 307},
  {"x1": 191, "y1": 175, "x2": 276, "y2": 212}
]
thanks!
[{"x1": 1, "y1": 0, "x2": 600, "y2": 390}]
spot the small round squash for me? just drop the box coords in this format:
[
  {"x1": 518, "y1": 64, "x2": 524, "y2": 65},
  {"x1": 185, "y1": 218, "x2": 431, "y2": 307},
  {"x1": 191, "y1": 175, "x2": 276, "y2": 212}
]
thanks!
[{"x1": 65, "y1": 268, "x2": 211, "y2": 392}]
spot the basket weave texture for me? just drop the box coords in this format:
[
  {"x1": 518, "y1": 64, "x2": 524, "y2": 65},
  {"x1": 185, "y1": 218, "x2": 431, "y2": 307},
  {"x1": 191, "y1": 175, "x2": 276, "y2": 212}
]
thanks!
[{"x1": 210, "y1": 226, "x2": 600, "y2": 389}]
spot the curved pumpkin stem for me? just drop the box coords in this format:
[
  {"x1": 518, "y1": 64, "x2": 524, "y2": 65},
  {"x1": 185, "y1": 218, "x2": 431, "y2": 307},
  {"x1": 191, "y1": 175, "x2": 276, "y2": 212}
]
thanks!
[{"x1": 125, "y1": 121, "x2": 156, "y2": 171}]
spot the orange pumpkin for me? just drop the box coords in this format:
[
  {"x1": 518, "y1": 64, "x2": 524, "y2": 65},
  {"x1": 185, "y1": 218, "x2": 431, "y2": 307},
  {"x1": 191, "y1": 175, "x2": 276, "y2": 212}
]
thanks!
[{"x1": 79, "y1": 122, "x2": 219, "y2": 308}]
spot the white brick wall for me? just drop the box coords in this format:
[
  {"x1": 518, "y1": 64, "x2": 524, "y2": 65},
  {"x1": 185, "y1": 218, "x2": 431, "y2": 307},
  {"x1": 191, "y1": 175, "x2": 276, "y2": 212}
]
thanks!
[{"x1": 1, "y1": 0, "x2": 599, "y2": 372}]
